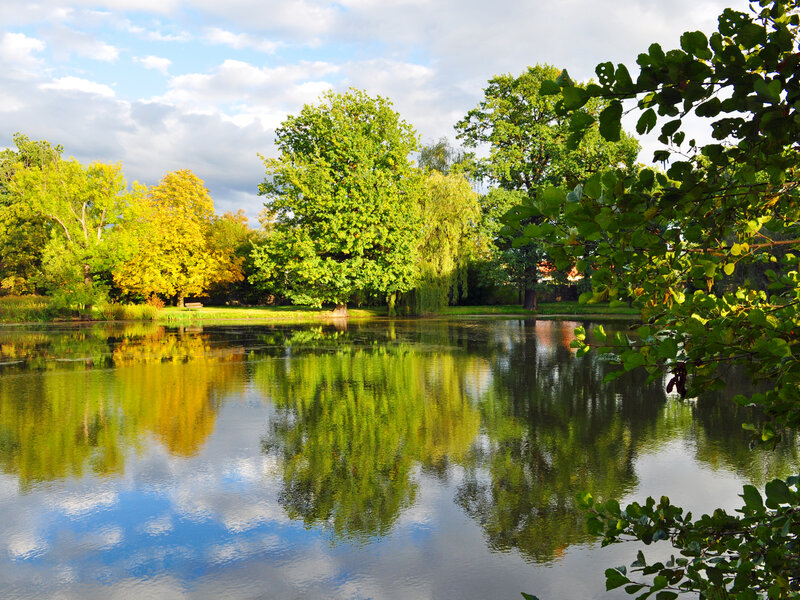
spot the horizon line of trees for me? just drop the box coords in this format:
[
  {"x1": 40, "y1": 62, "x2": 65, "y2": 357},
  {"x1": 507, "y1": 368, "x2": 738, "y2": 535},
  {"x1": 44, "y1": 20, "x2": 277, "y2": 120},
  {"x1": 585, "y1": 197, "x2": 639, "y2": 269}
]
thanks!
[{"x1": 0, "y1": 63, "x2": 640, "y2": 313}]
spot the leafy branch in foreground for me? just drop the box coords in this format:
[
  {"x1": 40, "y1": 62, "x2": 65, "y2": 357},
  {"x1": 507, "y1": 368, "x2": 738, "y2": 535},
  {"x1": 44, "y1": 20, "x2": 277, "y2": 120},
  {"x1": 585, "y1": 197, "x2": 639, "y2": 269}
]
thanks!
[
  {"x1": 579, "y1": 477, "x2": 800, "y2": 599},
  {"x1": 510, "y1": 0, "x2": 800, "y2": 597}
]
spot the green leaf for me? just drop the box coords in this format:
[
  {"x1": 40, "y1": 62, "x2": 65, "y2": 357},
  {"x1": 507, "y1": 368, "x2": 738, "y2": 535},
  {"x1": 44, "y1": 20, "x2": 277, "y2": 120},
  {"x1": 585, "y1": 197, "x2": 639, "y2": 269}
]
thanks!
[
  {"x1": 636, "y1": 108, "x2": 657, "y2": 135},
  {"x1": 541, "y1": 186, "x2": 566, "y2": 209},
  {"x1": 741, "y1": 484, "x2": 764, "y2": 510},
  {"x1": 599, "y1": 101, "x2": 623, "y2": 142},
  {"x1": 605, "y1": 568, "x2": 631, "y2": 590},
  {"x1": 569, "y1": 111, "x2": 595, "y2": 132},
  {"x1": 705, "y1": 567, "x2": 723, "y2": 587},
  {"x1": 754, "y1": 77, "x2": 782, "y2": 103},
  {"x1": 584, "y1": 173, "x2": 602, "y2": 198},
  {"x1": 521, "y1": 594, "x2": 540, "y2": 600},
  {"x1": 680, "y1": 31, "x2": 710, "y2": 58},
  {"x1": 765, "y1": 479, "x2": 791, "y2": 506},
  {"x1": 724, "y1": 263, "x2": 735, "y2": 276},
  {"x1": 657, "y1": 338, "x2": 679, "y2": 360},
  {"x1": 539, "y1": 80, "x2": 561, "y2": 95},
  {"x1": 562, "y1": 86, "x2": 590, "y2": 110}
]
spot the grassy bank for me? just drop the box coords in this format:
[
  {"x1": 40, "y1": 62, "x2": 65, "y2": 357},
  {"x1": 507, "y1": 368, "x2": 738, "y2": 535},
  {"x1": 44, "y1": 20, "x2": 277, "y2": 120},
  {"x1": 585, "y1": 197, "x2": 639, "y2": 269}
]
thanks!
[
  {"x1": 440, "y1": 302, "x2": 639, "y2": 317},
  {"x1": 1, "y1": 295, "x2": 639, "y2": 324},
  {"x1": 157, "y1": 305, "x2": 385, "y2": 324},
  {"x1": 0, "y1": 295, "x2": 159, "y2": 323}
]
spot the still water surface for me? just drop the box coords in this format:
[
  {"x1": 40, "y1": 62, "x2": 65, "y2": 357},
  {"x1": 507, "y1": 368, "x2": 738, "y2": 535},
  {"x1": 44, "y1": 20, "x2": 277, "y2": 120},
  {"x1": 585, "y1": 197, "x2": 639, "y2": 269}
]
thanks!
[{"x1": 0, "y1": 319, "x2": 796, "y2": 599}]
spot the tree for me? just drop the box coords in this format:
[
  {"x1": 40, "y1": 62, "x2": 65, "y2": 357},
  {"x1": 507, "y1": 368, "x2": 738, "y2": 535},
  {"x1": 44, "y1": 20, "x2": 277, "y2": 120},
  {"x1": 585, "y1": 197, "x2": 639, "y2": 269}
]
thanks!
[
  {"x1": 402, "y1": 171, "x2": 482, "y2": 314},
  {"x1": 517, "y1": 0, "x2": 800, "y2": 596},
  {"x1": 455, "y1": 64, "x2": 639, "y2": 309},
  {"x1": 417, "y1": 137, "x2": 471, "y2": 175},
  {"x1": 114, "y1": 169, "x2": 243, "y2": 306},
  {"x1": 252, "y1": 89, "x2": 422, "y2": 316},
  {"x1": 11, "y1": 157, "x2": 143, "y2": 308},
  {"x1": 205, "y1": 209, "x2": 260, "y2": 304},
  {"x1": 0, "y1": 134, "x2": 62, "y2": 294}
]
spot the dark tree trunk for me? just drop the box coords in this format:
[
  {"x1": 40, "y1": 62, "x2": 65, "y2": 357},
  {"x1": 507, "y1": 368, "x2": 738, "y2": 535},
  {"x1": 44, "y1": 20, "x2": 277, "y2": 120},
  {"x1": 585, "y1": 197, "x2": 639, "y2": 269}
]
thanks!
[
  {"x1": 523, "y1": 287, "x2": 538, "y2": 311},
  {"x1": 332, "y1": 303, "x2": 348, "y2": 317}
]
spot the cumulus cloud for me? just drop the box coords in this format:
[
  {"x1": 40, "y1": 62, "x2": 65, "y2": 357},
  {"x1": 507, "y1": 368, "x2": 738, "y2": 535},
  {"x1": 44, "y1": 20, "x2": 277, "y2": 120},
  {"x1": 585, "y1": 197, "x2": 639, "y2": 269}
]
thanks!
[
  {"x1": 0, "y1": 0, "x2": 749, "y2": 222},
  {"x1": 205, "y1": 27, "x2": 281, "y2": 53},
  {"x1": 43, "y1": 25, "x2": 119, "y2": 62},
  {"x1": 134, "y1": 54, "x2": 171, "y2": 75},
  {"x1": 0, "y1": 32, "x2": 46, "y2": 79},
  {"x1": 40, "y1": 76, "x2": 116, "y2": 97}
]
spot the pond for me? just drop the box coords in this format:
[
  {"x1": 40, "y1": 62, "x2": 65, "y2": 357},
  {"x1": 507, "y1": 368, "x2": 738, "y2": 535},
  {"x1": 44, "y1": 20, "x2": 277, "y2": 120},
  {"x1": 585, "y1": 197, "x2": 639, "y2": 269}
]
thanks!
[{"x1": 0, "y1": 319, "x2": 796, "y2": 599}]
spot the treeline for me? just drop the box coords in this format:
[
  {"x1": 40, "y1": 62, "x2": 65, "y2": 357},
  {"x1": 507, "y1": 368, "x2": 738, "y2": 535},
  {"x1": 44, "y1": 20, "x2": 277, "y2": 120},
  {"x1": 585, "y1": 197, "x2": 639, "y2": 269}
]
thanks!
[{"x1": 0, "y1": 64, "x2": 639, "y2": 314}]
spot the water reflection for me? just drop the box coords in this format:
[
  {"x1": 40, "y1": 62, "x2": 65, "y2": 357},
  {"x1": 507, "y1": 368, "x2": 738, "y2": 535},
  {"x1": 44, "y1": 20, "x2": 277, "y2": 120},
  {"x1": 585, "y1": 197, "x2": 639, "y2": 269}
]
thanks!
[
  {"x1": 0, "y1": 319, "x2": 796, "y2": 599},
  {"x1": 257, "y1": 345, "x2": 481, "y2": 541}
]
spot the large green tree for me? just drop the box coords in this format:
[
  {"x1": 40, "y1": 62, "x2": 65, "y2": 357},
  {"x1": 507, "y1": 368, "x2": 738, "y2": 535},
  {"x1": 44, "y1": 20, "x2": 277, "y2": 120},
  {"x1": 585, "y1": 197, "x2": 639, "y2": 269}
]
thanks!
[
  {"x1": 0, "y1": 134, "x2": 61, "y2": 294},
  {"x1": 516, "y1": 1, "x2": 800, "y2": 597},
  {"x1": 252, "y1": 89, "x2": 422, "y2": 316},
  {"x1": 11, "y1": 157, "x2": 143, "y2": 308},
  {"x1": 114, "y1": 169, "x2": 243, "y2": 306},
  {"x1": 455, "y1": 64, "x2": 639, "y2": 309}
]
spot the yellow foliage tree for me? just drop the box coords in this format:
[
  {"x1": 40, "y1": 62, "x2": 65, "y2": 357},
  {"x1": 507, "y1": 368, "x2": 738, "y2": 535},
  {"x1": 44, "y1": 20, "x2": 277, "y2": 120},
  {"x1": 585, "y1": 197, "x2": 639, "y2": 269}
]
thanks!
[{"x1": 114, "y1": 169, "x2": 243, "y2": 306}]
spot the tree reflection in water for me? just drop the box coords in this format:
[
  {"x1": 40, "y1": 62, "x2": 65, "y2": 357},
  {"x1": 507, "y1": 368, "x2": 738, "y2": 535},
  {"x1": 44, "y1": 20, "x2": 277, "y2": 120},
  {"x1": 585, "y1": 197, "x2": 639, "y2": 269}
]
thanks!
[
  {"x1": 0, "y1": 324, "x2": 244, "y2": 488},
  {"x1": 0, "y1": 319, "x2": 795, "y2": 566}
]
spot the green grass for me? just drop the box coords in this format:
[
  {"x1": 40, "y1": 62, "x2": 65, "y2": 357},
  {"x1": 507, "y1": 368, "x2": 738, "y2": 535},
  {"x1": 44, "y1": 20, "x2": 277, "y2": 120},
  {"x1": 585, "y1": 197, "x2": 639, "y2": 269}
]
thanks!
[
  {"x1": 0, "y1": 295, "x2": 61, "y2": 322},
  {"x1": 157, "y1": 305, "x2": 386, "y2": 324},
  {"x1": 440, "y1": 302, "x2": 639, "y2": 317},
  {"x1": 0, "y1": 296, "x2": 638, "y2": 324},
  {"x1": 0, "y1": 296, "x2": 161, "y2": 323},
  {"x1": 533, "y1": 301, "x2": 639, "y2": 316}
]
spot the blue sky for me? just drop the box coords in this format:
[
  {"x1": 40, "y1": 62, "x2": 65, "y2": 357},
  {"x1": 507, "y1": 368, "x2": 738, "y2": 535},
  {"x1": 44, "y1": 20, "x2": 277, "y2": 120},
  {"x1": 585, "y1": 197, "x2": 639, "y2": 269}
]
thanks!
[{"x1": 0, "y1": 0, "x2": 743, "y2": 220}]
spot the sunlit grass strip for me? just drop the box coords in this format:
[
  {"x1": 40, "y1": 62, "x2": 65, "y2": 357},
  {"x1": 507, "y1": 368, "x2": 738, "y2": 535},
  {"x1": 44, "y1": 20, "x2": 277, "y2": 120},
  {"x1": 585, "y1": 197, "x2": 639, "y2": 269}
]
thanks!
[
  {"x1": 158, "y1": 306, "x2": 386, "y2": 323},
  {"x1": 94, "y1": 303, "x2": 159, "y2": 321}
]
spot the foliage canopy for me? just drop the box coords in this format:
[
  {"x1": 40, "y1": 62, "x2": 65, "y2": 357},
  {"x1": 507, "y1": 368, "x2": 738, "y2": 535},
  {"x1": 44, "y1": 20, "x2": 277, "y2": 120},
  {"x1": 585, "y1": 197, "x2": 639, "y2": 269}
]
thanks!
[
  {"x1": 512, "y1": 0, "x2": 800, "y2": 597},
  {"x1": 253, "y1": 89, "x2": 422, "y2": 313}
]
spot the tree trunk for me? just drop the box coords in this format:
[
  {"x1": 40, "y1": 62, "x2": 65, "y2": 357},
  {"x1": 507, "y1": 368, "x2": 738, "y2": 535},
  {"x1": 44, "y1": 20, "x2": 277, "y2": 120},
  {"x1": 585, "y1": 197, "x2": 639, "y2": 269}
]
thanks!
[
  {"x1": 83, "y1": 263, "x2": 94, "y2": 316},
  {"x1": 387, "y1": 293, "x2": 396, "y2": 317},
  {"x1": 332, "y1": 303, "x2": 348, "y2": 317},
  {"x1": 177, "y1": 295, "x2": 185, "y2": 308},
  {"x1": 523, "y1": 287, "x2": 538, "y2": 311}
]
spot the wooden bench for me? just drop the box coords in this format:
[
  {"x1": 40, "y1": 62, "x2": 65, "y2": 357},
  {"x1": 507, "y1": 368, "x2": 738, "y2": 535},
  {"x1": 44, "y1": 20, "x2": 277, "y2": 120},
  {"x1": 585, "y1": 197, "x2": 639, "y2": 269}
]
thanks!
[{"x1": 184, "y1": 302, "x2": 203, "y2": 309}]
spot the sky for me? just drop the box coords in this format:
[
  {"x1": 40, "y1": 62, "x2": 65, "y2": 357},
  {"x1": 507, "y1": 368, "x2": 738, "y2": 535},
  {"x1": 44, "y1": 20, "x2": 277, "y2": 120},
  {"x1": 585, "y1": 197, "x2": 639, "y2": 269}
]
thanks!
[{"x1": 0, "y1": 0, "x2": 748, "y2": 221}]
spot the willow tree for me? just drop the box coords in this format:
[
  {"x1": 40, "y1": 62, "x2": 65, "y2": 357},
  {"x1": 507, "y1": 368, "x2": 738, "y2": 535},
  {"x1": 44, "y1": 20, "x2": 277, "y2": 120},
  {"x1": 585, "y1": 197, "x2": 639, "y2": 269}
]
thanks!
[
  {"x1": 252, "y1": 89, "x2": 422, "y2": 316},
  {"x1": 455, "y1": 64, "x2": 639, "y2": 310},
  {"x1": 407, "y1": 171, "x2": 482, "y2": 314}
]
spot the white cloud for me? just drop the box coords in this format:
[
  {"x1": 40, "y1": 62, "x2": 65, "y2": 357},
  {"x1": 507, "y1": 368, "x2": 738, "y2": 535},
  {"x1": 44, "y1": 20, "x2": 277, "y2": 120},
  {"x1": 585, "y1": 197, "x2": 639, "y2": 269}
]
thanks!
[
  {"x1": 0, "y1": 32, "x2": 46, "y2": 79},
  {"x1": 40, "y1": 76, "x2": 116, "y2": 97},
  {"x1": 135, "y1": 54, "x2": 172, "y2": 75},
  {"x1": 160, "y1": 59, "x2": 339, "y2": 126},
  {"x1": 44, "y1": 25, "x2": 119, "y2": 62},
  {"x1": 205, "y1": 27, "x2": 280, "y2": 53},
  {"x1": 146, "y1": 29, "x2": 191, "y2": 42}
]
